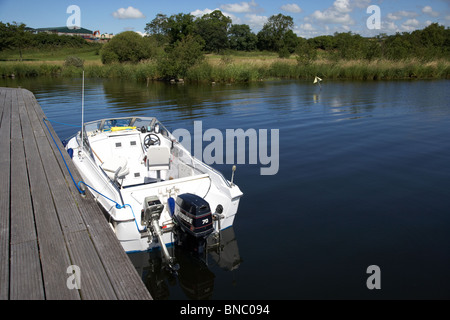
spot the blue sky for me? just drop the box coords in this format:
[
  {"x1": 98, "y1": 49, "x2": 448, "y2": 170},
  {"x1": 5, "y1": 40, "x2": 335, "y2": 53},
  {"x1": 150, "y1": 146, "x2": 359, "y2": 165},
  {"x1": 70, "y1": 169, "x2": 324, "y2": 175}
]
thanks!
[{"x1": 0, "y1": 0, "x2": 449, "y2": 38}]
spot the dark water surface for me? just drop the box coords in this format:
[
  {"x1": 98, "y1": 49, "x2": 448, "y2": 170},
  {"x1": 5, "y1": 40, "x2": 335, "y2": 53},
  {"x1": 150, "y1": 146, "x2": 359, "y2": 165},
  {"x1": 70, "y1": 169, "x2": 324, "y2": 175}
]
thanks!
[{"x1": 2, "y1": 77, "x2": 449, "y2": 299}]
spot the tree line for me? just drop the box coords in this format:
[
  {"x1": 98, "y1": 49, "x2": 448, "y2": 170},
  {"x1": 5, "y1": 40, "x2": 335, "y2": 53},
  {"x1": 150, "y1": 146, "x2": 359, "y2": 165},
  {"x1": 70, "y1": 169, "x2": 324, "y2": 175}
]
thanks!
[
  {"x1": 142, "y1": 10, "x2": 449, "y2": 60},
  {"x1": 144, "y1": 11, "x2": 298, "y2": 54},
  {"x1": 1, "y1": 11, "x2": 449, "y2": 80}
]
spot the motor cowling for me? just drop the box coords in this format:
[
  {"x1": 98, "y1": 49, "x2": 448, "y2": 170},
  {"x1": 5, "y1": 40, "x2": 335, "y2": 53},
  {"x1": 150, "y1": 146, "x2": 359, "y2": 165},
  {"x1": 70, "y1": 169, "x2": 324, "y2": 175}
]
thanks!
[{"x1": 173, "y1": 193, "x2": 214, "y2": 239}]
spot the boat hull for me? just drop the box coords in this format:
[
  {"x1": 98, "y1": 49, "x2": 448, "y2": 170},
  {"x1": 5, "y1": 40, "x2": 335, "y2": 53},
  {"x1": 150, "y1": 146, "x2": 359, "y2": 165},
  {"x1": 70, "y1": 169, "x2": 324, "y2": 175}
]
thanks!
[{"x1": 65, "y1": 120, "x2": 242, "y2": 253}]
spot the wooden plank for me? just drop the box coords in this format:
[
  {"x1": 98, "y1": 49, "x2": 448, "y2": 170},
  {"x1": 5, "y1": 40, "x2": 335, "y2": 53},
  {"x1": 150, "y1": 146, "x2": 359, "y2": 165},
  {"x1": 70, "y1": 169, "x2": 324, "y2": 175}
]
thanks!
[
  {"x1": 23, "y1": 89, "x2": 152, "y2": 300},
  {"x1": 0, "y1": 88, "x2": 6, "y2": 119},
  {"x1": 20, "y1": 89, "x2": 86, "y2": 235},
  {"x1": 76, "y1": 195, "x2": 153, "y2": 300},
  {"x1": 8, "y1": 89, "x2": 44, "y2": 299},
  {"x1": 0, "y1": 88, "x2": 11, "y2": 300},
  {"x1": 66, "y1": 230, "x2": 117, "y2": 300},
  {"x1": 10, "y1": 240, "x2": 44, "y2": 300},
  {"x1": 34, "y1": 136, "x2": 86, "y2": 234},
  {"x1": 1, "y1": 88, "x2": 152, "y2": 300},
  {"x1": 10, "y1": 90, "x2": 36, "y2": 245},
  {"x1": 22, "y1": 89, "x2": 45, "y2": 138},
  {"x1": 18, "y1": 94, "x2": 80, "y2": 300}
]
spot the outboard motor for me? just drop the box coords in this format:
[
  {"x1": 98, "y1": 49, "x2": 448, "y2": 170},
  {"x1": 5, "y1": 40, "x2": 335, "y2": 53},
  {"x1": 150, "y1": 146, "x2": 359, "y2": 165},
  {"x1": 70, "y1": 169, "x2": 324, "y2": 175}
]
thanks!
[
  {"x1": 173, "y1": 193, "x2": 214, "y2": 254},
  {"x1": 142, "y1": 196, "x2": 177, "y2": 271}
]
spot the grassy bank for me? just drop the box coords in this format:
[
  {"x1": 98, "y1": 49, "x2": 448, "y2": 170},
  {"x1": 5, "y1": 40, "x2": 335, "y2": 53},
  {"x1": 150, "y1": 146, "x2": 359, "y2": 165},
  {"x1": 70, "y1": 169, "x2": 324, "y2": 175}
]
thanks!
[
  {"x1": 2, "y1": 58, "x2": 449, "y2": 82},
  {"x1": 1, "y1": 46, "x2": 449, "y2": 82}
]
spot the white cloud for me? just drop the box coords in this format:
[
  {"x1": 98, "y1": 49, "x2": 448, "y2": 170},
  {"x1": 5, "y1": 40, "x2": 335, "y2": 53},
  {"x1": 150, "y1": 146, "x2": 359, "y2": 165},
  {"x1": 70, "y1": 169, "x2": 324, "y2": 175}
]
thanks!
[
  {"x1": 220, "y1": 0, "x2": 258, "y2": 13},
  {"x1": 352, "y1": 0, "x2": 371, "y2": 9},
  {"x1": 386, "y1": 13, "x2": 402, "y2": 21},
  {"x1": 402, "y1": 18, "x2": 420, "y2": 27},
  {"x1": 190, "y1": 8, "x2": 240, "y2": 23},
  {"x1": 294, "y1": 24, "x2": 319, "y2": 38},
  {"x1": 380, "y1": 17, "x2": 429, "y2": 34},
  {"x1": 281, "y1": 3, "x2": 302, "y2": 13},
  {"x1": 112, "y1": 6, "x2": 145, "y2": 19},
  {"x1": 134, "y1": 31, "x2": 148, "y2": 37},
  {"x1": 382, "y1": 21, "x2": 399, "y2": 33},
  {"x1": 422, "y1": 6, "x2": 439, "y2": 17},
  {"x1": 399, "y1": 18, "x2": 427, "y2": 32},
  {"x1": 300, "y1": 23, "x2": 315, "y2": 31},
  {"x1": 386, "y1": 11, "x2": 418, "y2": 21},
  {"x1": 333, "y1": 0, "x2": 352, "y2": 13},
  {"x1": 307, "y1": 0, "x2": 355, "y2": 25},
  {"x1": 310, "y1": 10, "x2": 353, "y2": 24},
  {"x1": 244, "y1": 13, "x2": 268, "y2": 30},
  {"x1": 191, "y1": 8, "x2": 217, "y2": 17}
]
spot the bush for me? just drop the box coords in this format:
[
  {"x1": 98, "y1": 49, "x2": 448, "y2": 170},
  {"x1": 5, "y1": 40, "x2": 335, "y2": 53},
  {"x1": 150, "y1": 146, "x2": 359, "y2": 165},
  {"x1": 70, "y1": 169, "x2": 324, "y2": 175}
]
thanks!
[
  {"x1": 278, "y1": 47, "x2": 290, "y2": 59},
  {"x1": 296, "y1": 41, "x2": 317, "y2": 65},
  {"x1": 101, "y1": 50, "x2": 119, "y2": 64},
  {"x1": 64, "y1": 56, "x2": 84, "y2": 68},
  {"x1": 157, "y1": 35, "x2": 205, "y2": 79},
  {"x1": 100, "y1": 31, "x2": 153, "y2": 64}
]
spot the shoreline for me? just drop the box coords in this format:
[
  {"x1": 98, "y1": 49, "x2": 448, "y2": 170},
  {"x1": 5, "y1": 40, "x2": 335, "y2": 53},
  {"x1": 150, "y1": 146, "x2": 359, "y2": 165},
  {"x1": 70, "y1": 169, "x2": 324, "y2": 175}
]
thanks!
[{"x1": 1, "y1": 58, "x2": 449, "y2": 82}]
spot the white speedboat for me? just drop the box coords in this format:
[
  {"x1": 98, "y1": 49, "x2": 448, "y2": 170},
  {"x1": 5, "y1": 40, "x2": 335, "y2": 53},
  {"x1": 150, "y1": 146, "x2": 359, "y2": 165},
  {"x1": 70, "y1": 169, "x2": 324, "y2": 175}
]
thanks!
[{"x1": 65, "y1": 117, "x2": 243, "y2": 266}]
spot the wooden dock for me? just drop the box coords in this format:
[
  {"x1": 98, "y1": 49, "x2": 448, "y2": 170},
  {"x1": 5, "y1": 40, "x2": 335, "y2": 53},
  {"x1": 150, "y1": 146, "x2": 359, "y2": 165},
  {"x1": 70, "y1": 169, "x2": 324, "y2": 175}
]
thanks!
[{"x1": 0, "y1": 87, "x2": 152, "y2": 300}]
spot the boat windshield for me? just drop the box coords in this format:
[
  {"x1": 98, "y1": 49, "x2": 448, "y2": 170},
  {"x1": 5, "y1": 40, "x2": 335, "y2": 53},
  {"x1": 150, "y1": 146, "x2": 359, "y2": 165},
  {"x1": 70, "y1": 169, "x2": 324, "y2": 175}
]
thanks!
[
  {"x1": 102, "y1": 118, "x2": 133, "y2": 131},
  {"x1": 83, "y1": 117, "x2": 158, "y2": 134}
]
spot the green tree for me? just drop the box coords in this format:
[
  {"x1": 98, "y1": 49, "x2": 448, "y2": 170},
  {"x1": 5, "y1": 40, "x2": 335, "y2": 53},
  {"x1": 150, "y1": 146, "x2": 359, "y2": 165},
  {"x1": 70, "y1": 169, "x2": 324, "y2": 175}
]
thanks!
[
  {"x1": 308, "y1": 35, "x2": 336, "y2": 51},
  {"x1": 383, "y1": 33, "x2": 412, "y2": 60},
  {"x1": 195, "y1": 10, "x2": 232, "y2": 53},
  {"x1": 363, "y1": 39, "x2": 382, "y2": 61},
  {"x1": 165, "y1": 13, "x2": 196, "y2": 45},
  {"x1": 334, "y1": 32, "x2": 367, "y2": 60},
  {"x1": 257, "y1": 14, "x2": 295, "y2": 52},
  {"x1": 100, "y1": 31, "x2": 153, "y2": 64},
  {"x1": 0, "y1": 21, "x2": 31, "y2": 60},
  {"x1": 283, "y1": 29, "x2": 299, "y2": 53},
  {"x1": 412, "y1": 23, "x2": 447, "y2": 59},
  {"x1": 228, "y1": 24, "x2": 257, "y2": 51},
  {"x1": 296, "y1": 38, "x2": 317, "y2": 64},
  {"x1": 0, "y1": 22, "x2": 9, "y2": 52},
  {"x1": 144, "y1": 13, "x2": 169, "y2": 45},
  {"x1": 157, "y1": 34, "x2": 205, "y2": 79}
]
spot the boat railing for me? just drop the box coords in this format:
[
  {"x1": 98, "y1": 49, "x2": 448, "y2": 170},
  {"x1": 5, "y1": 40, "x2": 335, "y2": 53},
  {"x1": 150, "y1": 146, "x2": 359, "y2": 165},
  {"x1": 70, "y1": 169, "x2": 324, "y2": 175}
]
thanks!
[{"x1": 170, "y1": 141, "x2": 231, "y2": 188}]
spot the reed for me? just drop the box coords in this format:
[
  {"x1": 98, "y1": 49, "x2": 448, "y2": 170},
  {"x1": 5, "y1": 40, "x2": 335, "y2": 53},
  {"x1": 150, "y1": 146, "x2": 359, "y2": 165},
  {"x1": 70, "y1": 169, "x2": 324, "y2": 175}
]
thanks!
[{"x1": 1, "y1": 58, "x2": 449, "y2": 82}]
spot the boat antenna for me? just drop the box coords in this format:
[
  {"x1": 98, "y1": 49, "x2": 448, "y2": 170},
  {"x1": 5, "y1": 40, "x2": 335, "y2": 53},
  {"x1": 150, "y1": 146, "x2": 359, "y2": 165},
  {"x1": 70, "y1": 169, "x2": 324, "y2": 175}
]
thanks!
[{"x1": 81, "y1": 70, "x2": 85, "y2": 149}]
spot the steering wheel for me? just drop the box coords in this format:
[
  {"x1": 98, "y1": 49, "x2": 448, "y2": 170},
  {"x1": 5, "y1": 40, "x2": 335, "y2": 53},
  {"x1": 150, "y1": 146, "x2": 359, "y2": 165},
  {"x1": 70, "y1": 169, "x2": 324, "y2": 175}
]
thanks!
[{"x1": 143, "y1": 133, "x2": 161, "y2": 148}]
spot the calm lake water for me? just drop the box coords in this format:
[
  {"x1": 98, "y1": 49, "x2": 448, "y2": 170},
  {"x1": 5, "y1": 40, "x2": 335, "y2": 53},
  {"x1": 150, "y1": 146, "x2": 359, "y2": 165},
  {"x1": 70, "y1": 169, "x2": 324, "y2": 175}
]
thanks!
[{"x1": 2, "y1": 77, "x2": 449, "y2": 299}]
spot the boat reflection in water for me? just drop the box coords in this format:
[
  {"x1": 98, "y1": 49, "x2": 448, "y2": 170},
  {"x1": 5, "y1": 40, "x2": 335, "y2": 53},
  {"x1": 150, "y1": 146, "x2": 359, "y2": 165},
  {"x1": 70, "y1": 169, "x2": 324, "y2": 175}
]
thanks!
[{"x1": 128, "y1": 227, "x2": 242, "y2": 300}]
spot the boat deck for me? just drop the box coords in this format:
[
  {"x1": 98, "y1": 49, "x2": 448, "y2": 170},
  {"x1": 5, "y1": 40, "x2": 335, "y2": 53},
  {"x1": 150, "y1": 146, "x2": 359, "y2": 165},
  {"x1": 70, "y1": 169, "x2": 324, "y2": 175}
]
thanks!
[{"x1": 0, "y1": 87, "x2": 152, "y2": 300}]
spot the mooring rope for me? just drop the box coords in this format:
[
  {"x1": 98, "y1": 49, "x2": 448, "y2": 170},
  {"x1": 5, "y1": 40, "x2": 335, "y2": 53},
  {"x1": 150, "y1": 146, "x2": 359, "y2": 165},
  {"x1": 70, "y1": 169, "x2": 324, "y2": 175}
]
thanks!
[
  {"x1": 43, "y1": 117, "x2": 81, "y2": 128},
  {"x1": 77, "y1": 180, "x2": 142, "y2": 232},
  {"x1": 43, "y1": 117, "x2": 84, "y2": 194}
]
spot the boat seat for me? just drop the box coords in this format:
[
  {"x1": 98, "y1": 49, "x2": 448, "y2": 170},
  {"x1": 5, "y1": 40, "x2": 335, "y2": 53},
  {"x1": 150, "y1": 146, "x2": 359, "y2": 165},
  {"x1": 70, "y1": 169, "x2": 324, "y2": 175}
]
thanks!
[
  {"x1": 102, "y1": 156, "x2": 130, "y2": 180},
  {"x1": 146, "y1": 146, "x2": 170, "y2": 181}
]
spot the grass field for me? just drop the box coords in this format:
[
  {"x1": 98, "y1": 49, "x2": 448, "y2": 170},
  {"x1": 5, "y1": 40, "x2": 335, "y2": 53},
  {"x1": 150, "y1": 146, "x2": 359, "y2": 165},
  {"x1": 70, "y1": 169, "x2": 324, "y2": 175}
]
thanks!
[
  {"x1": 1, "y1": 47, "x2": 449, "y2": 82},
  {"x1": 0, "y1": 46, "x2": 102, "y2": 64}
]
